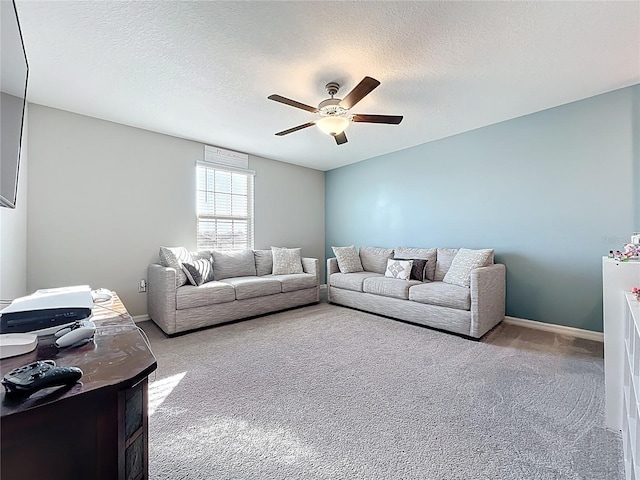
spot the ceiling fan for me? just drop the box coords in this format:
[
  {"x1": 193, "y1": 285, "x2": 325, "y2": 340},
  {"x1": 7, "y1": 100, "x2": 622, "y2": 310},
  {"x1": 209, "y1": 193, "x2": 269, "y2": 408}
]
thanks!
[{"x1": 268, "y1": 76, "x2": 403, "y2": 145}]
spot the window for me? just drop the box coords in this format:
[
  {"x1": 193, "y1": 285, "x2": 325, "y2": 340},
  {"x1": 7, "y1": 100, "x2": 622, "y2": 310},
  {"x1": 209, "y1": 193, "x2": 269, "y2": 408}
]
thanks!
[{"x1": 196, "y1": 164, "x2": 254, "y2": 251}]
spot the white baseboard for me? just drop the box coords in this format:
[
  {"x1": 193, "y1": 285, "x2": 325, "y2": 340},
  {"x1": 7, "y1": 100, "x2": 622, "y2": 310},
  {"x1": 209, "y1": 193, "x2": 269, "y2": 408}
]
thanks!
[
  {"x1": 131, "y1": 310, "x2": 602, "y2": 342},
  {"x1": 133, "y1": 314, "x2": 150, "y2": 323},
  {"x1": 504, "y1": 316, "x2": 603, "y2": 342}
]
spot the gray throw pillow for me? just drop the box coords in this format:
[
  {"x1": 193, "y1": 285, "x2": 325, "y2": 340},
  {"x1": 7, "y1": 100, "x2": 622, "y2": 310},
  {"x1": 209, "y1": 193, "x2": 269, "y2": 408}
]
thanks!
[
  {"x1": 332, "y1": 246, "x2": 364, "y2": 273},
  {"x1": 181, "y1": 258, "x2": 214, "y2": 286},
  {"x1": 271, "y1": 247, "x2": 304, "y2": 275},
  {"x1": 443, "y1": 248, "x2": 494, "y2": 287},
  {"x1": 159, "y1": 246, "x2": 190, "y2": 287}
]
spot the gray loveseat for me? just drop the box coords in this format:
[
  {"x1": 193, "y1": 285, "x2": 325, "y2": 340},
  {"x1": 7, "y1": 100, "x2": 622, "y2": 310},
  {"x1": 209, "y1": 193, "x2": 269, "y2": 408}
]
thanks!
[
  {"x1": 327, "y1": 246, "x2": 505, "y2": 338},
  {"x1": 148, "y1": 249, "x2": 319, "y2": 335}
]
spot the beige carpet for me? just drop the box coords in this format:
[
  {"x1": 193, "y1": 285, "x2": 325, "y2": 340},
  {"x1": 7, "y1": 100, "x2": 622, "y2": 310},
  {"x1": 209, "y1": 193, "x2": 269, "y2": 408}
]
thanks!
[{"x1": 140, "y1": 302, "x2": 623, "y2": 480}]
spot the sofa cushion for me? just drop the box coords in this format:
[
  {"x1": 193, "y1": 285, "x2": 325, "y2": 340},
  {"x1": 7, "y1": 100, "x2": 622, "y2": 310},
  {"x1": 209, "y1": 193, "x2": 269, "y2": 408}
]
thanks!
[
  {"x1": 220, "y1": 276, "x2": 281, "y2": 300},
  {"x1": 434, "y1": 248, "x2": 459, "y2": 281},
  {"x1": 190, "y1": 250, "x2": 213, "y2": 261},
  {"x1": 384, "y1": 259, "x2": 413, "y2": 280},
  {"x1": 393, "y1": 257, "x2": 428, "y2": 282},
  {"x1": 394, "y1": 247, "x2": 437, "y2": 281},
  {"x1": 329, "y1": 272, "x2": 383, "y2": 292},
  {"x1": 332, "y1": 246, "x2": 364, "y2": 273},
  {"x1": 443, "y1": 248, "x2": 494, "y2": 287},
  {"x1": 359, "y1": 246, "x2": 394, "y2": 274},
  {"x1": 269, "y1": 273, "x2": 317, "y2": 293},
  {"x1": 176, "y1": 281, "x2": 236, "y2": 310},
  {"x1": 363, "y1": 277, "x2": 421, "y2": 300},
  {"x1": 271, "y1": 246, "x2": 303, "y2": 275},
  {"x1": 212, "y1": 250, "x2": 257, "y2": 281},
  {"x1": 254, "y1": 250, "x2": 273, "y2": 276},
  {"x1": 159, "y1": 246, "x2": 190, "y2": 287},
  {"x1": 409, "y1": 282, "x2": 471, "y2": 310},
  {"x1": 181, "y1": 258, "x2": 214, "y2": 286}
]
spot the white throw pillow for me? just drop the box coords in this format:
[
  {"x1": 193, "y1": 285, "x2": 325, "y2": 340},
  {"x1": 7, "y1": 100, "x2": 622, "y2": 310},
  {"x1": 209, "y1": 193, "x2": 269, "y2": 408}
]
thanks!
[
  {"x1": 332, "y1": 246, "x2": 364, "y2": 273},
  {"x1": 159, "y1": 246, "x2": 190, "y2": 287},
  {"x1": 443, "y1": 248, "x2": 494, "y2": 287},
  {"x1": 271, "y1": 247, "x2": 303, "y2": 275},
  {"x1": 384, "y1": 259, "x2": 414, "y2": 281}
]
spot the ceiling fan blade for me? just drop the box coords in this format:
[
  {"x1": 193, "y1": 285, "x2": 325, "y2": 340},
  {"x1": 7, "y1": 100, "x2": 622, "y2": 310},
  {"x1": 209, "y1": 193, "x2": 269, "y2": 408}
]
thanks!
[
  {"x1": 275, "y1": 122, "x2": 315, "y2": 136},
  {"x1": 339, "y1": 77, "x2": 380, "y2": 109},
  {"x1": 268, "y1": 94, "x2": 318, "y2": 113},
  {"x1": 352, "y1": 114, "x2": 403, "y2": 125},
  {"x1": 334, "y1": 132, "x2": 348, "y2": 145}
]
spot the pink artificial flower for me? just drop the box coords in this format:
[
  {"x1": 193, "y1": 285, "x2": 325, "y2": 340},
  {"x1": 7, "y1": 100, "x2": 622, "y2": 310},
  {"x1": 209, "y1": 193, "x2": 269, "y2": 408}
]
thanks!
[{"x1": 633, "y1": 287, "x2": 640, "y2": 294}]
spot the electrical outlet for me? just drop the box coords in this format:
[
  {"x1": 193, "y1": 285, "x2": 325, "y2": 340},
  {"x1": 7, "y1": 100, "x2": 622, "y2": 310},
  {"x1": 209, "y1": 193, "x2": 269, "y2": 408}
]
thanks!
[{"x1": 138, "y1": 279, "x2": 147, "y2": 293}]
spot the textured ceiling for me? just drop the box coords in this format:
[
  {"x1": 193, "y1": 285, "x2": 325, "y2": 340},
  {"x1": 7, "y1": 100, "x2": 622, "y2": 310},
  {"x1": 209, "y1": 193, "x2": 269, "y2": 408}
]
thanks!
[{"x1": 15, "y1": 1, "x2": 640, "y2": 171}]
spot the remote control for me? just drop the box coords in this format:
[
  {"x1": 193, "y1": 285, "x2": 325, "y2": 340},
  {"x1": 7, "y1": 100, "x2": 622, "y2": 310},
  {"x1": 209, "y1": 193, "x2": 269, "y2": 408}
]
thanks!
[
  {"x1": 55, "y1": 319, "x2": 96, "y2": 348},
  {"x1": 91, "y1": 288, "x2": 112, "y2": 303},
  {"x1": 2, "y1": 360, "x2": 83, "y2": 396}
]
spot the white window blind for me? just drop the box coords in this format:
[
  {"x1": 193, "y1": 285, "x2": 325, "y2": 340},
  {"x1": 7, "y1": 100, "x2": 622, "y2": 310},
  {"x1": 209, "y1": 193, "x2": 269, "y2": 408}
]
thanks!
[{"x1": 196, "y1": 163, "x2": 254, "y2": 251}]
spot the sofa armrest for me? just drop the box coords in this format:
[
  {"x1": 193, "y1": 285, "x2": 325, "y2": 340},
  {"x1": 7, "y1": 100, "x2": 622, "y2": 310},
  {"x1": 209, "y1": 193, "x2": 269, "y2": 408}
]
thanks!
[
  {"x1": 302, "y1": 257, "x2": 318, "y2": 276},
  {"x1": 302, "y1": 257, "x2": 320, "y2": 302},
  {"x1": 470, "y1": 264, "x2": 506, "y2": 338},
  {"x1": 326, "y1": 258, "x2": 340, "y2": 303},
  {"x1": 327, "y1": 257, "x2": 339, "y2": 275},
  {"x1": 147, "y1": 263, "x2": 178, "y2": 335}
]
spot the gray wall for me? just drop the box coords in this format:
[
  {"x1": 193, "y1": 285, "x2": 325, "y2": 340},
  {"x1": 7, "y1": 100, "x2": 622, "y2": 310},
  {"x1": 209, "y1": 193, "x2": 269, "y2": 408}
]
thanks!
[
  {"x1": 252, "y1": 155, "x2": 325, "y2": 259},
  {"x1": 326, "y1": 85, "x2": 640, "y2": 333},
  {"x1": 27, "y1": 104, "x2": 325, "y2": 316},
  {"x1": 0, "y1": 106, "x2": 28, "y2": 301}
]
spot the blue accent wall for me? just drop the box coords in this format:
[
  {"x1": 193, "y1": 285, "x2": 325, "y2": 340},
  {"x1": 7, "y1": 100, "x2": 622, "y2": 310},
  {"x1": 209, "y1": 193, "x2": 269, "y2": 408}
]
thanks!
[{"x1": 326, "y1": 84, "x2": 639, "y2": 332}]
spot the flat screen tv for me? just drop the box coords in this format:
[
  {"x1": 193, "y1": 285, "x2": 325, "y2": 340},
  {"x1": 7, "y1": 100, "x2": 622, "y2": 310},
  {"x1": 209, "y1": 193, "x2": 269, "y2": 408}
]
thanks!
[{"x1": 1, "y1": 0, "x2": 29, "y2": 209}]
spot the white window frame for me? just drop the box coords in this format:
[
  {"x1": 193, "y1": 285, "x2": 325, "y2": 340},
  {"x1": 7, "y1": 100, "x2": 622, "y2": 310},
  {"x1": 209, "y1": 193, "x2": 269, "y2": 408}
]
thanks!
[{"x1": 196, "y1": 162, "x2": 255, "y2": 251}]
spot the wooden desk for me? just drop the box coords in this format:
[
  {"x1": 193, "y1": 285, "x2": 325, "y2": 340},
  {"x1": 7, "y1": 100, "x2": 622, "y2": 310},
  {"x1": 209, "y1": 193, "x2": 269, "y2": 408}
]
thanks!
[{"x1": 1, "y1": 294, "x2": 157, "y2": 480}]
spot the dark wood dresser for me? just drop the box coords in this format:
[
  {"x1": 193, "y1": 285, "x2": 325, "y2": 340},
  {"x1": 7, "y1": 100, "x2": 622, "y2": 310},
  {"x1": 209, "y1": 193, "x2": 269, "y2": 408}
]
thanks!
[{"x1": 0, "y1": 293, "x2": 157, "y2": 480}]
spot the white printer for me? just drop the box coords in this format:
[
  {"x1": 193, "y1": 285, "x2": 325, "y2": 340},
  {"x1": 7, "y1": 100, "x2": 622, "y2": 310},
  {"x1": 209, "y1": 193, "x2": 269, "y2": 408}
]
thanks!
[{"x1": 0, "y1": 285, "x2": 94, "y2": 335}]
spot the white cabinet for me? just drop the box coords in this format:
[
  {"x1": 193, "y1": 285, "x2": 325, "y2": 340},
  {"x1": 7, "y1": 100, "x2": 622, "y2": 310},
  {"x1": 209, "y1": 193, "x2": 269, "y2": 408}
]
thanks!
[
  {"x1": 623, "y1": 292, "x2": 640, "y2": 480},
  {"x1": 602, "y1": 258, "x2": 640, "y2": 431}
]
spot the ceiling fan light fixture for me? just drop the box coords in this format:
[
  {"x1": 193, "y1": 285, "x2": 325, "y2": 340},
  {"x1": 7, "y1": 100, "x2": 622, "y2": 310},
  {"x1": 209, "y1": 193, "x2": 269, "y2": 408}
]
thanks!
[
  {"x1": 316, "y1": 116, "x2": 350, "y2": 136},
  {"x1": 268, "y1": 76, "x2": 399, "y2": 145}
]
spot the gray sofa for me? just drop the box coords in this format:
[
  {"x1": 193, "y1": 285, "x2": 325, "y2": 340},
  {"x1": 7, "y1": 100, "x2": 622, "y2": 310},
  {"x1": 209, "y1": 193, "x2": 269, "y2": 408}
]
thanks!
[
  {"x1": 148, "y1": 249, "x2": 320, "y2": 335},
  {"x1": 327, "y1": 246, "x2": 506, "y2": 338}
]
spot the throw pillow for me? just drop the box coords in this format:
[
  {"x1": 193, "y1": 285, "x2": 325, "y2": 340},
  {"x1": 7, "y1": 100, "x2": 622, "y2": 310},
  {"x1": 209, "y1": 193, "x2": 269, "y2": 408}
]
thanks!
[
  {"x1": 181, "y1": 258, "x2": 214, "y2": 286},
  {"x1": 332, "y1": 246, "x2": 364, "y2": 273},
  {"x1": 159, "y1": 246, "x2": 190, "y2": 287},
  {"x1": 443, "y1": 248, "x2": 494, "y2": 287},
  {"x1": 384, "y1": 259, "x2": 414, "y2": 280},
  {"x1": 394, "y1": 258, "x2": 428, "y2": 281},
  {"x1": 271, "y1": 247, "x2": 303, "y2": 275}
]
